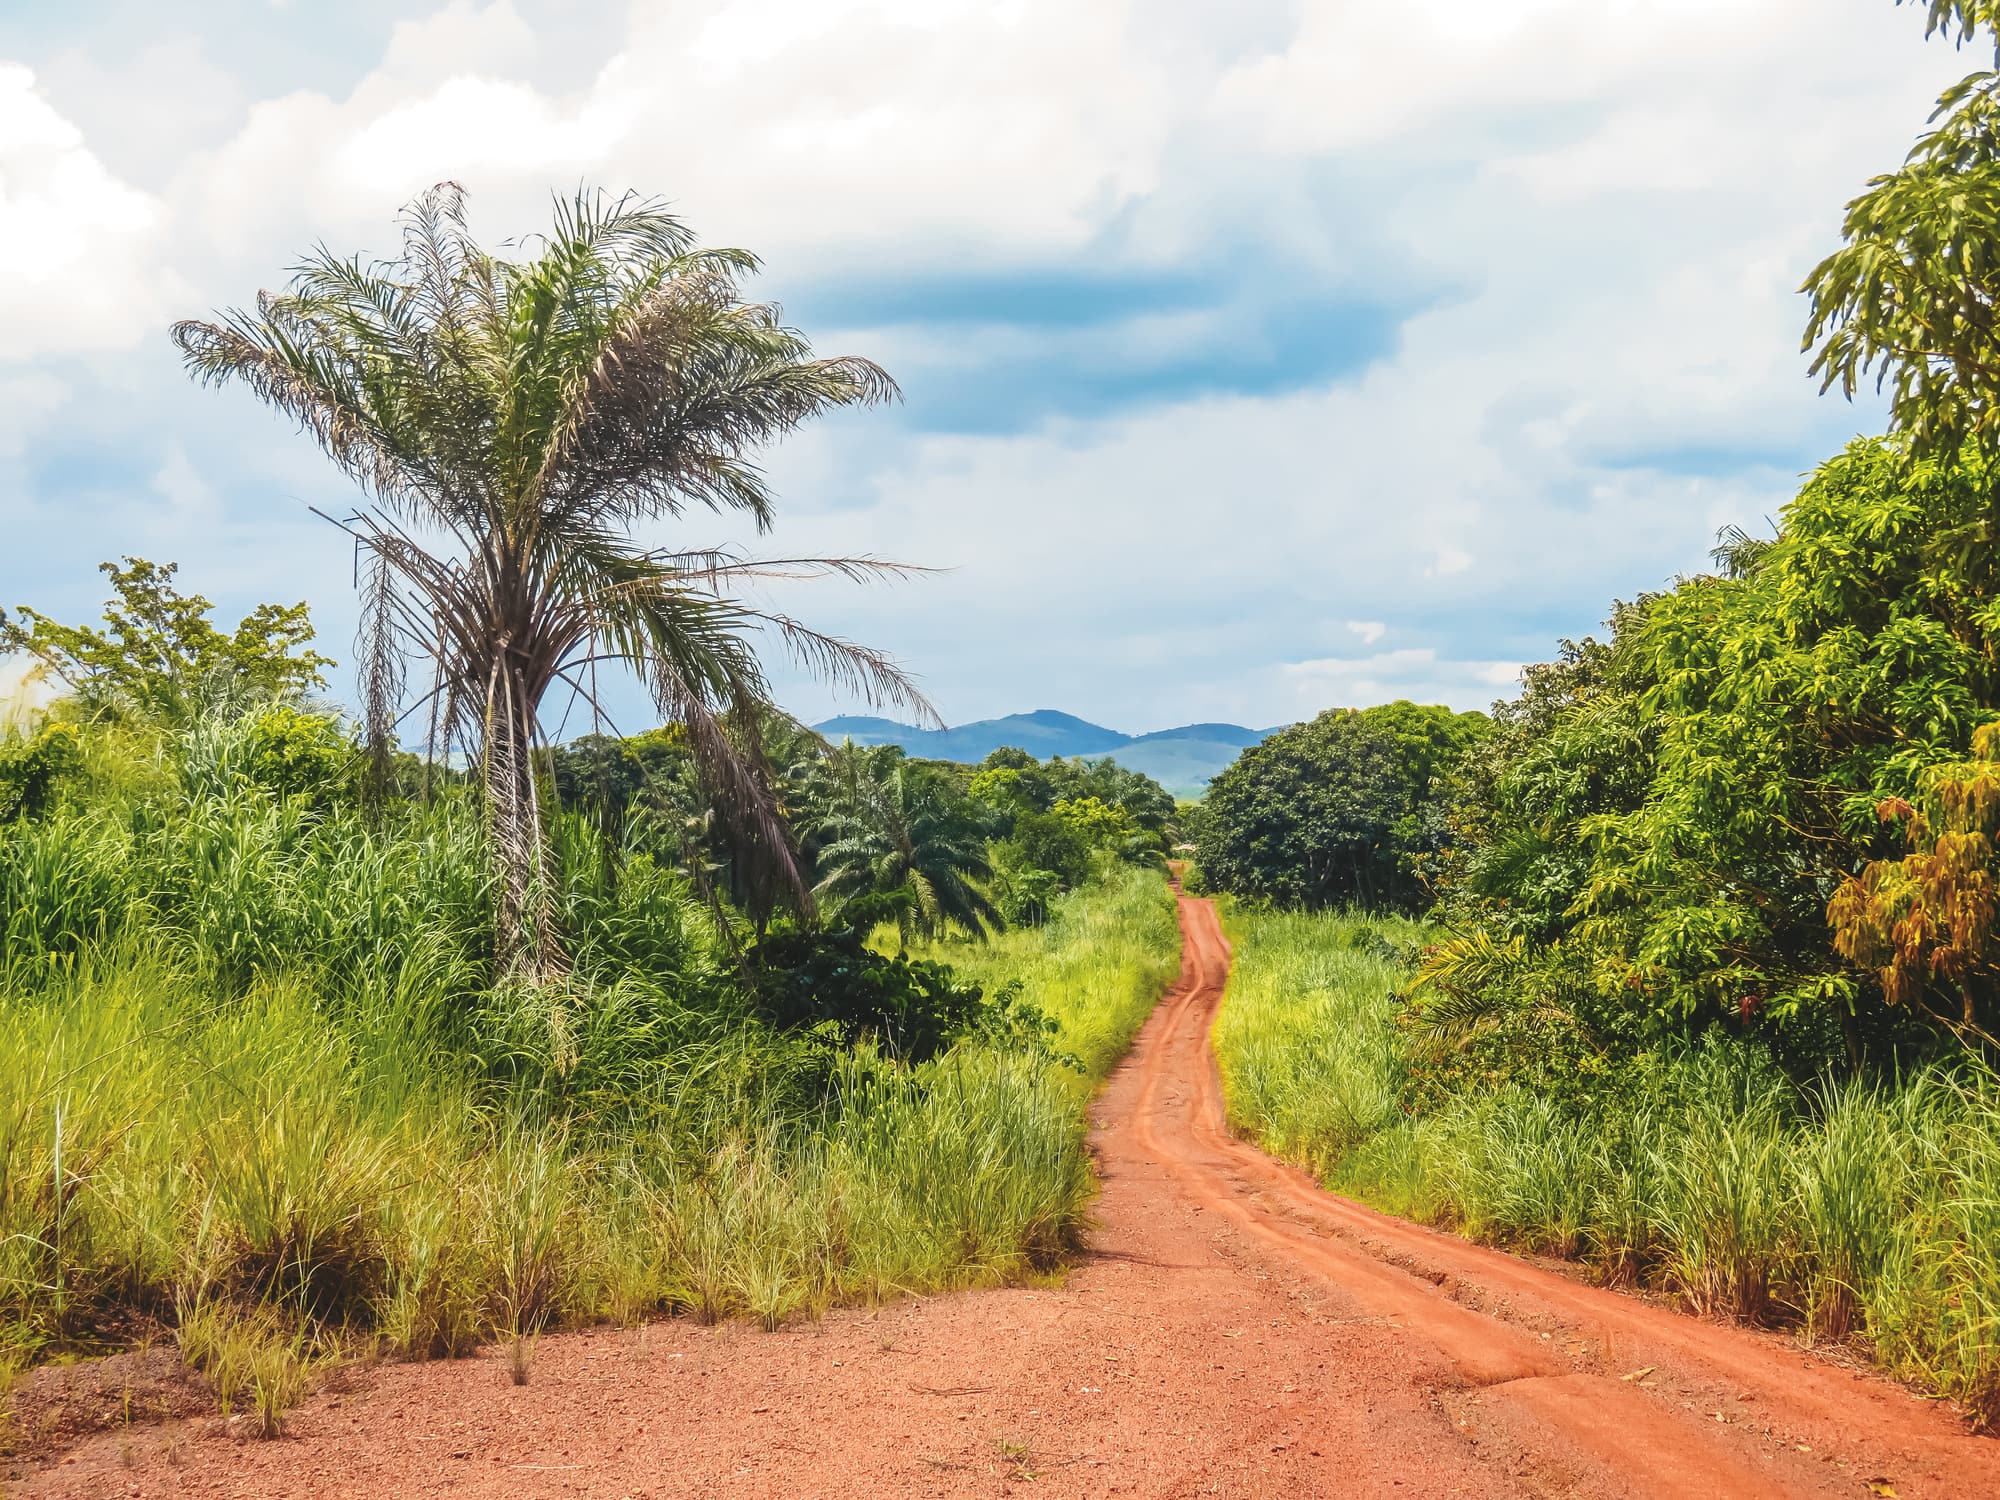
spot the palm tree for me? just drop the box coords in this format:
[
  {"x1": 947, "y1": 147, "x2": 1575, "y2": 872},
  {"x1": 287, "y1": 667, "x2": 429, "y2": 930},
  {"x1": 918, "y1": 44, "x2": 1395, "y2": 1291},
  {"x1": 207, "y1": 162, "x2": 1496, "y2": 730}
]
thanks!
[
  {"x1": 810, "y1": 744, "x2": 1001, "y2": 947},
  {"x1": 174, "y1": 183, "x2": 930, "y2": 977}
]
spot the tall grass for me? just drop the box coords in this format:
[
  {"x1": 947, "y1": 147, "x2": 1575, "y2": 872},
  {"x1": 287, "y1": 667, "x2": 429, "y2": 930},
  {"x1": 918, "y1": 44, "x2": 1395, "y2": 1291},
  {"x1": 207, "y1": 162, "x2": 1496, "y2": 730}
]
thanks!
[
  {"x1": 0, "y1": 717, "x2": 1183, "y2": 1428},
  {"x1": 1213, "y1": 903, "x2": 2000, "y2": 1426},
  {"x1": 910, "y1": 863, "x2": 1181, "y2": 1079},
  {"x1": 0, "y1": 953, "x2": 1102, "y2": 1367},
  {"x1": 1210, "y1": 908, "x2": 1420, "y2": 1173}
]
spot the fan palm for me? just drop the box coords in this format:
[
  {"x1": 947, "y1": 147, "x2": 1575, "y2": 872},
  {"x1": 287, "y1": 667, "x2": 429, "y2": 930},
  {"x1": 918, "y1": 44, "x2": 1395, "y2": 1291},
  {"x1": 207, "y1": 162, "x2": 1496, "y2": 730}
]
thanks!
[
  {"x1": 173, "y1": 183, "x2": 930, "y2": 977},
  {"x1": 810, "y1": 744, "x2": 1000, "y2": 947}
]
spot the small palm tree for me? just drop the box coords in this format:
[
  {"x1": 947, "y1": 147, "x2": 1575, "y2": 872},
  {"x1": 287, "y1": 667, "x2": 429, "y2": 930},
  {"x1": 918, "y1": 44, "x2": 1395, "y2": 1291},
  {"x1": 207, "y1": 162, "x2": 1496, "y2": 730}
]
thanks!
[
  {"x1": 810, "y1": 745, "x2": 1000, "y2": 947},
  {"x1": 174, "y1": 184, "x2": 929, "y2": 977}
]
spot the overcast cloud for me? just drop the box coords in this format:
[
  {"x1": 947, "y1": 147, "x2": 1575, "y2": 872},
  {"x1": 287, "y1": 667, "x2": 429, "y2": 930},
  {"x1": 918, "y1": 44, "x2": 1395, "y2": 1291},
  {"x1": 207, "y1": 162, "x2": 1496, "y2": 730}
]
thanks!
[{"x1": 0, "y1": 0, "x2": 1969, "y2": 732}]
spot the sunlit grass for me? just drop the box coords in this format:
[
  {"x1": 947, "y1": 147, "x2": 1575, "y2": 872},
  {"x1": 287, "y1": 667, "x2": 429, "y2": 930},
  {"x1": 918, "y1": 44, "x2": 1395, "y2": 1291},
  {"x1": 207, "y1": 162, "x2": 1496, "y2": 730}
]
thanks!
[
  {"x1": 909, "y1": 863, "x2": 1181, "y2": 1080},
  {"x1": 1213, "y1": 901, "x2": 2000, "y2": 1425}
]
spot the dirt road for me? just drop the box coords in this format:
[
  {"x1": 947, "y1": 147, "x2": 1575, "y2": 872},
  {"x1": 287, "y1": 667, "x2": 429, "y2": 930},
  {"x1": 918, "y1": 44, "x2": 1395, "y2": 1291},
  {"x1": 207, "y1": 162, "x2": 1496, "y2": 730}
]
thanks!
[{"x1": 23, "y1": 894, "x2": 2000, "y2": 1498}]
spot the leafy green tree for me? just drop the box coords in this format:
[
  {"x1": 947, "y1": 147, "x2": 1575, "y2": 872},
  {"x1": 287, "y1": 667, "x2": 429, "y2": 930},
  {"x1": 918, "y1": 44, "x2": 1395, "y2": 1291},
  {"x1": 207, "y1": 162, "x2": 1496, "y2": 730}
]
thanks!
[
  {"x1": 548, "y1": 726, "x2": 696, "y2": 836},
  {"x1": 1804, "y1": 2, "x2": 2000, "y2": 463},
  {"x1": 999, "y1": 809, "x2": 1094, "y2": 892},
  {"x1": 1429, "y1": 626, "x2": 1657, "y2": 943},
  {"x1": 810, "y1": 745, "x2": 1000, "y2": 946},
  {"x1": 967, "y1": 749, "x2": 1173, "y2": 858},
  {"x1": 743, "y1": 920, "x2": 995, "y2": 1063},
  {"x1": 987, "y1": 841, "x2": 1064, "y2": 926},
  {"x1": 1199, "y1": 701, "x2": 1488, "y2": 911},
  {"x1": 237, "y1": 704, "x2": 355, "y2": 804},
  {"x1": 1, "y1": 558, "x2": 329, "y2": 724},
  {"x1": 1050, "y1": 795, "x2": 1132, "y2": 846},
  {"x1": 174, "y1": 184, "x2": 925, "y2": 977},
  {"x1": 1425, "y1": 439, "x2": 2000, "y2": 1066}
]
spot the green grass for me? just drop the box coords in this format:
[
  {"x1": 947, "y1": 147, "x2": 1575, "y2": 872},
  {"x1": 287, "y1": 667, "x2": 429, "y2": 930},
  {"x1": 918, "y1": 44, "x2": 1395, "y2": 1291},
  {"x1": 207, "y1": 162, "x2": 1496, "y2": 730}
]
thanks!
[
  {"x1": 1213, "y1": 902, "x2": 2000, "y2": 1426},
  {"x1": 0, "y1": 949, "x2": 1109, "y2": 1372},
  {"x1": 0, "y1": 717, "x2": 1184, "y2": 1436},
  {"x1": 909, "y1": 864, "x2": 1182, "y2": 1080},
  {"x1": 1210, "y1": 907, "x2": 1422, "y2": 1175}
]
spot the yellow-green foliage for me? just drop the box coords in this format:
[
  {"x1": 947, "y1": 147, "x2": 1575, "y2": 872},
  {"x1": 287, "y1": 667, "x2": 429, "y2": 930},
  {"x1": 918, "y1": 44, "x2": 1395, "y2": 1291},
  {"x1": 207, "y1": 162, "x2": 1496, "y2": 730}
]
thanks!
[
  {"x1": 1212, "y1": 904, "x2": 1424, "y2": 1176},
  {"x1": 912, "y1": 865, "x2": 1181, "y2": 1079},
  {"x1": 0, "y1": 955, "x2": 1106, "y2": 1367}
]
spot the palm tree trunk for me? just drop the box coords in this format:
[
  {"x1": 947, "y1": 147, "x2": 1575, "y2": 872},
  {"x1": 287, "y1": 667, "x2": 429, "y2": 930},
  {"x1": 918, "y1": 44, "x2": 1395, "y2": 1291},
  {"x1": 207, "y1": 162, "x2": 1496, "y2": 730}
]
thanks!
[{"x1": 485, "y1": 657, "x2": 564, "y2": 980}]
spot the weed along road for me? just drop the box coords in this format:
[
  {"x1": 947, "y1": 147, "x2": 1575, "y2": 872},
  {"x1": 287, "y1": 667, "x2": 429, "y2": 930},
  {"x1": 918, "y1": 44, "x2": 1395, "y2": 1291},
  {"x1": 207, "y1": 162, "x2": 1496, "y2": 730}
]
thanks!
[{"x1": 26, "y1": 894, "x2": 2000, "y2": 1500}]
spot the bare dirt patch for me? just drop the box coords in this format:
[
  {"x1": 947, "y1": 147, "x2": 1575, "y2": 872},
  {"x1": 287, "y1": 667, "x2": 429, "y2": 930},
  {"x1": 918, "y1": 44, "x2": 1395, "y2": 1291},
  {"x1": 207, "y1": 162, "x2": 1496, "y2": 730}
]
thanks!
[{"x1": 3, "y1": 1346, "x2": 210, "y2": 1474}]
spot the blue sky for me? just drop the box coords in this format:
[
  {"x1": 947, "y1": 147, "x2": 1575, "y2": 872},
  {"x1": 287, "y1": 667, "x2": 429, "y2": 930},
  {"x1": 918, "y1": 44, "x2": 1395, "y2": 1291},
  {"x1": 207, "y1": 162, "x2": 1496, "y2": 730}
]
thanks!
[{"x1": 0, "y1": 0, "x2": 1973, "y2": 734}]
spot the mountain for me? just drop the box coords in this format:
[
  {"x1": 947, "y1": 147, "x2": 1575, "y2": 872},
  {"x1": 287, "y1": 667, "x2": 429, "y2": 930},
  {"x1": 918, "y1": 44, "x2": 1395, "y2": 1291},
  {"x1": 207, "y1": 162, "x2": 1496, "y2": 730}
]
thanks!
[{"x1": 812, "y1": 709, "x2": 1275, "y2": 797}]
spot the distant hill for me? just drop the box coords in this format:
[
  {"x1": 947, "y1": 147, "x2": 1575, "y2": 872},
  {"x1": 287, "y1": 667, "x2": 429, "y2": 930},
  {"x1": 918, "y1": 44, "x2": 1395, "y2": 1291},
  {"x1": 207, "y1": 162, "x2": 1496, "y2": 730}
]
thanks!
[{"x1": 812, "y1": 709, "x2": 1275, "y2": 797}]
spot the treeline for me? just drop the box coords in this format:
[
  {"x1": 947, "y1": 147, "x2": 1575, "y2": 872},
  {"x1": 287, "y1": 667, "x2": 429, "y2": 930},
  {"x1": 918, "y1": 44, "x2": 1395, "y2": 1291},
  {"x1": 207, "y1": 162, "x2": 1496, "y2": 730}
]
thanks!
[{"x1": 1196, "y1": 444, "x2": 2000, "y2": 1080}]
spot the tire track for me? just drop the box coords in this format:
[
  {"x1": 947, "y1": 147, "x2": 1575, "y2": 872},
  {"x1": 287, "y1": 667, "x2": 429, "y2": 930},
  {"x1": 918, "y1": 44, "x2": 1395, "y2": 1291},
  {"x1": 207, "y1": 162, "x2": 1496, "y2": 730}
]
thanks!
[{"x1": 1137, "y1": 891, "x2": 2000, "y2": 1499}]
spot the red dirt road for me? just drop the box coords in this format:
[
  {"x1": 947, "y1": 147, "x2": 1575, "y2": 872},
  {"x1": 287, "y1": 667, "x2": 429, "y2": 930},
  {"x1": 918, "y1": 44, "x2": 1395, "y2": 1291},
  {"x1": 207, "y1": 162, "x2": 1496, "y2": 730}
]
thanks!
[{"x1": 22, "y1": 894, "x2": 2000, "y2": 1499}]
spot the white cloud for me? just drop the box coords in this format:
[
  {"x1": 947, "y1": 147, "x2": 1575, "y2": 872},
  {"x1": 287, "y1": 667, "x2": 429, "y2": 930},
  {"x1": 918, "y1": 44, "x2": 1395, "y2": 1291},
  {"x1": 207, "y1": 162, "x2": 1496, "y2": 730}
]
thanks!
[
  {"x1": 167, "y1": 0, "x2": 1180, "y2": 281},
  {"x1": 0, "y1": 0, "x2": 1974, "y2": 732},
  {"x1": 0, "y1": 64, "x2": 172, "y2": 360},
  {"x1": 1427, "y1": 547, "x2": 1475, "y2": 578},
  {"x1": 152, "y1": 443, "x2": 219, "y2": 525},
  {"x1": 0, "y1": 373, "x2": 67, "y2": 457},
  {"x1": 1278, "y1": 649, "x2": 1523, "y2": 715},
  {"x1": 1210, "y1": 0, "x2": 1889, "y2": 157}
]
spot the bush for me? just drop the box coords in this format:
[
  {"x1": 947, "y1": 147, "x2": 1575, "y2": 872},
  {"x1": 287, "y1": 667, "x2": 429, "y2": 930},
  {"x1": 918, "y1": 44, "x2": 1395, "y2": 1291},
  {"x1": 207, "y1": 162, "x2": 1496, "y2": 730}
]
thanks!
[
  {"x1": 745, "y1": 923, "x2": 1006, "y2": 1064},
  {"x1": 999, "y1": 810, "x2": 1090, "y2": 891}
]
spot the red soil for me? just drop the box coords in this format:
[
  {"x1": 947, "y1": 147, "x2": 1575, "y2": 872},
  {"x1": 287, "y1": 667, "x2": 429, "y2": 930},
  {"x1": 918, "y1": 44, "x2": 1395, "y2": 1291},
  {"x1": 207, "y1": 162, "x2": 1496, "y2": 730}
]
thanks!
[{"x1": 19, "y1": 893, "x2": 1998, "y2": 1498}]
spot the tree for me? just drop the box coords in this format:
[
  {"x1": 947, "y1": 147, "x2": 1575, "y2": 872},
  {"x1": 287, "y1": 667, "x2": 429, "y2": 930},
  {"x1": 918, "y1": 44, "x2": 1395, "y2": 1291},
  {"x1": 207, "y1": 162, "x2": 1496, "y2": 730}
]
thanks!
[
  {"x1": 967, "y1": 749, "x2": 1174, "y2": 856},
  {"x1": 1198, "y1": 702, "x2": 1487, "y2": 911},
  {"x1": 998, "y1": 808, "x2": 1093, "y2": 892},
  {"x1": 1422, "y1": 439, "x2": 2000, "y2": 1067},
  {"x1": 1, "y1": 558, "x2": 329, "y2": 724},
  {"x1": 1831, "y1": 721, "x2": 2000, "y2": 1038},
  {"x1": 1803, "y1": 2, "x2": 2000, "y2": 463},
  {"x1": 809, "y1": 745, "x2": 1000, "y2": 947},
  {"x1": 174, "y1": 184, "x2": 928, "y2": 977}
]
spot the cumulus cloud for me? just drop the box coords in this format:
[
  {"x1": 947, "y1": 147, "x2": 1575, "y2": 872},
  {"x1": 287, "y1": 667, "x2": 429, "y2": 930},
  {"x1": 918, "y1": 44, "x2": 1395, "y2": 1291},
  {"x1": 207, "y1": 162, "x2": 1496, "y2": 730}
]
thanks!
[
  {"x1": 0, "y1": 0, "x2": 1970, "y2": 733},
  {"x1": 1278, "y1": 650, "x2": 1523, "y2": 716},
  {"x1": 0, "y1": 64, "x2": 172, "y2": 360}
]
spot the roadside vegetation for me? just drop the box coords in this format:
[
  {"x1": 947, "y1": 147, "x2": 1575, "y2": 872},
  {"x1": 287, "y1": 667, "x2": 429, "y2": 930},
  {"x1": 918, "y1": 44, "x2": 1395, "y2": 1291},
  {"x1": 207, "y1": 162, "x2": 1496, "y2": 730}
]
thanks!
[
  {"x1": 0, "y1": 583, "x2": 1179, "y2": 1434},
  {"x1": 911, "y1": 865, "x2": 1181, "y2": 1080},
  {"x1": 0, "y1": 185, "x2": 1182, "y2": 1440},
  {"x1": 1214, "y1": 908, "x2": 2000, "y2": 1422},
  {"x1": 1199, "y1": 3, "x2": 2000, "y2": 1428}
]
